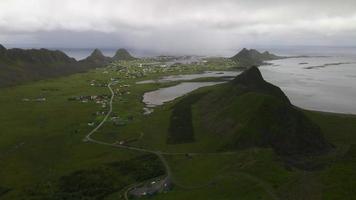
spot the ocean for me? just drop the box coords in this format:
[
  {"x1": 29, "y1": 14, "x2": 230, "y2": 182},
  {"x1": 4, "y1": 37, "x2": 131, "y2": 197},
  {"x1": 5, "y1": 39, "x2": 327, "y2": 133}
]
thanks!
[
  {"x1": 56, "y1": 46, "x2": 356, "y2": 114},
  {"x1": 260, "y1": 46, "x2": 356, "y2": 114}
]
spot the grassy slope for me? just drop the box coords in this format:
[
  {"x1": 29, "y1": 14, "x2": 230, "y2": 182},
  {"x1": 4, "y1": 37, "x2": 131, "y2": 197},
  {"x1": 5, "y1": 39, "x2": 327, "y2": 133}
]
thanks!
[
  {"x1": 0, "y1": 65, "x2": 178, "y2": 199},
  {"x1": 0, "y1": 58, "x2": 355, "y2": 199},
  {"x1": 129, "y1": 84, "x2": 356, "y2": 200},
  {"x1": 0, "y1": 69, "x2": 137, "y2": 199},
  {"x1": 0, "y1": 59, "x2": 236, "y2": 199}
]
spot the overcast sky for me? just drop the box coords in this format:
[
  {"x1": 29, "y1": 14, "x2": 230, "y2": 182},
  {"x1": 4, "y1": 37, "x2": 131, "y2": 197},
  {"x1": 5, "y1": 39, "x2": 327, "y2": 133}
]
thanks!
[{"x1": 1, "y1": 0, "x2": 356, "y2": 55}]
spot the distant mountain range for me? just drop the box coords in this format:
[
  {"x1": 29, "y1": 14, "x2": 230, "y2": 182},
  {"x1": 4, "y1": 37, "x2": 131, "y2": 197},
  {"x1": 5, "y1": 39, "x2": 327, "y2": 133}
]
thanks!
[
  {"x1": 231, "y1": 48, "x2": 282, "y2": 68},
  {"x1": 0, "y1": 45, "x2": 136, "y2": 87},
  {"x1": 0, "y1": 46, "x2": 279, "y2": 87}
]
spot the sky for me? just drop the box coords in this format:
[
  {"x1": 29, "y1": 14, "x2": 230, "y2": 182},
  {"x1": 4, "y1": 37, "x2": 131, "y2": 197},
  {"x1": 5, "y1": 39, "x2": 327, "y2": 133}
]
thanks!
[{"x1": 0, "y1": 0, "x2": 356, "y2": 55}]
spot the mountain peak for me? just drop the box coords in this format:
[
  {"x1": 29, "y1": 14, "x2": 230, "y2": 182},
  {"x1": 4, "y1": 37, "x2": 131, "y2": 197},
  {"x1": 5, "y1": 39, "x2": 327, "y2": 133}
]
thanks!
[
  {"x1": 232, "y1": 66, "x2": 291, "y2": 105},
  {"x1": 83, "y1": 48, "x2": 111, "y2": 64},
  {"x1": 184, "y1": 67, "x2": 333, "y2": 159},
  {"x1": 93, "y1": 48, "x2": 103, "y2": 54},
  {"x1": 90, "y1": 49, "x2": 105, "y2": 57},
  {"x1": 233, "y1": 66, "x2": 264, "y2": 84},
  {"x1": 231, "y1": 48, "x2": 280, "y2": 68},
  {"x1": 0, "y1": 44, "x2": 6, "y2": 53},
  {"x1": 113, "y1": 48, "x2": 136, "y2": 61}
]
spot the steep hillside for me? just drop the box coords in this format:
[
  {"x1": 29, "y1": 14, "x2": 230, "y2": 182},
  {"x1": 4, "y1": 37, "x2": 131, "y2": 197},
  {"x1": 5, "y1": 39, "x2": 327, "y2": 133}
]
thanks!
[
  {"x1": 81, "y1": 49, "x2": 112, "y2": 64},
  {"x1": 231, "y1": 48, "x2": 281, "y2": 68},
  {"x1": 0, "y1": 45, "x2": 109, "y2": 87},
  {"x1": 171, "y1": 66, "x2": 332, "y2": 157},
  {"x1": 112, "y1": 48, "x2": 137, "y2": 61}
]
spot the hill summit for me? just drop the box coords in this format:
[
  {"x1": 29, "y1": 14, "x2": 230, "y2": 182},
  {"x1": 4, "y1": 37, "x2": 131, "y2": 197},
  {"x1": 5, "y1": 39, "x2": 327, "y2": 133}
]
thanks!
[
  {"x1": 83, "y1": 49, "x2": 112, "y2": 64},
  {"x1": 112, "y1": 48, "x2": 136, "y2": 61},
  {"x1": 232, "y1": 65, "x2": 291, "y2": 104},
  {"x1": 231, "y1": 48, "x2": 281, "y2": 68},
  {"x1": 171, "y1": 66, "x2": 333, "y2": 157}
]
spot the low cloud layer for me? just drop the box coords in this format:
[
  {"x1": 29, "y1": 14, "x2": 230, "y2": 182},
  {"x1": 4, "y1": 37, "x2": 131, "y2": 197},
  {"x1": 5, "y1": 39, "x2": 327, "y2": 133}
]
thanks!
[{"x1": 1, "y1": 0, "x2": 356, "y2": 55}]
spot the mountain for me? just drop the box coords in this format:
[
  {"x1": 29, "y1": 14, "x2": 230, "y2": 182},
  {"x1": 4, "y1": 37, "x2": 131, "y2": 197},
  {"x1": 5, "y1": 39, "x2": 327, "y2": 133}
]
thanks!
[
  {"x1": 0, "y1": 45, "x2": 109, "y2": 87},
  {"x1": 170, "y1": 66, "x2": 332, "y2": 157},
  {"x1": 112, "y1": 48, "x2": 136, "y2": 61},
  {"x1": 231, "y1": 48, "x2": 281, "y2": 68},
  {"x1": 0, "y1": 44, "x2": 6, "y2": 53},
  {"x1": 82, "y1": 49, "x2": 112, "y2": 64}
]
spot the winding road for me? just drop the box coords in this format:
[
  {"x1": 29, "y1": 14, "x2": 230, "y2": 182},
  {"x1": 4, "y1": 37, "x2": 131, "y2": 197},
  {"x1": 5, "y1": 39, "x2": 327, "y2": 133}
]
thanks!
[
  {"x1": 83, "y1": 81, "x2": 280, "y2": 200},
  {"x1": 83, "y1": 81, "x2": 173, "y2": 200}
]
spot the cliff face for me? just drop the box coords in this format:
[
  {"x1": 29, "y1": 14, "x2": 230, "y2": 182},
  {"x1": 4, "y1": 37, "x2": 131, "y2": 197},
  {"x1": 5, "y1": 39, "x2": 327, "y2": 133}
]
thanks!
[
  {"x1": 0, "y1": 45, "x2": 109, "y2": 87},
  {"x1": 231, "y1": 48, "x2": 281, "y2": 68}
]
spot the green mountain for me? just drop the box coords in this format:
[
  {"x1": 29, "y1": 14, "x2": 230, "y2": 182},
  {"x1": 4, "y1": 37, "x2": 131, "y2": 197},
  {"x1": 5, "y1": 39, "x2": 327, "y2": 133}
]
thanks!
[
  {"x1": 0, "y1": 44, "x2": 6, "y2": 53},
  {"x1": 82, "y1": 49, "x2": 112, "y2": 64},
  {"x1": 112, "y1": 48, "x2": 136, "y2": 61},
  {"x1": 170, "y1": 66, "x2": 332, "y2": 157},
  {"x1": 231, "y1": 48, "x2": 281, "y2": 68},
  {"x1": 0, "y1": 45, "x2": 108, "y2": 87}
]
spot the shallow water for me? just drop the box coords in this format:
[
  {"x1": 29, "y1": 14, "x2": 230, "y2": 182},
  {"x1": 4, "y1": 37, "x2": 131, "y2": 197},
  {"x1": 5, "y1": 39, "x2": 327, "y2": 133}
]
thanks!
[
  {"x1": 143, "y1": 82, "x2": 224, "y2": 107},
  {"x1": 137, "y1": 71, "x2": 240, "y2": 84},
  {"x1": 142, "y1": 51, "x2": 356, "y2": 114}
]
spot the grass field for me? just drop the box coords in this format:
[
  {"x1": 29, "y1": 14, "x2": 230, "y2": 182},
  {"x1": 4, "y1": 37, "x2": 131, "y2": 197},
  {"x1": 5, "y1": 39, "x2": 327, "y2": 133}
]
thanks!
[{"x1": 1, "y1": 58, "x2": 356, "y2": 199}]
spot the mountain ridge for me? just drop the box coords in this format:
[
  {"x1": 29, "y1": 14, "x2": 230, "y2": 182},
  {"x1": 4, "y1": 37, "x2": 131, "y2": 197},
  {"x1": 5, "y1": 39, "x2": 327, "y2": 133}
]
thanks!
[
  {"x1": 112, "y1": 48, "x2": 136, "y2": 61},
  {"x1": 0, "y1": 45, "x2": 109, "y2": 87},
  {"x1": 231, "y1": 48, "x2": 281, "y2": 68}
]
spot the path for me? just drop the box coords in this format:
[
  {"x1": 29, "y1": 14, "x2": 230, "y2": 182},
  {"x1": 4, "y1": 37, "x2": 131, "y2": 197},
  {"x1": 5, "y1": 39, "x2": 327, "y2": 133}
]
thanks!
[{"x1": 83, "y1": 81, "x2": 279, "y2": 200}]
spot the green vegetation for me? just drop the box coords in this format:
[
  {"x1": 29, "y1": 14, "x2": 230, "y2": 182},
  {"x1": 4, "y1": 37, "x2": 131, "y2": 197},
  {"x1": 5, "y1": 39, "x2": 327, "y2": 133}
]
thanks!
[
  {"x1": 168, "y1": 92, "x2": 208, "y2": 144},
  {"x1": 0, "y1": 186, "x2": 11, "y2": 197},
  {"x1": 0, "y1": 45, "x2": 110, "y2": 87},
  {"x1": 113, "y1": 49, "x2": 137, "y2": 61},
  {"x1": 183, "y1": 67, "x2": 332, "y2": 159},
  {"x1": 25, "y1": 154, "x2": 164, "y2": 200},
  {"x1": 0, "y1": 56, "x2": 239, "y2": 199},
  {"x1": 84, "y1": 49, "x2": 112, "y2": 65},
  {"x1": 0, "y1": 52, "x2": 356, "y2": 200}
]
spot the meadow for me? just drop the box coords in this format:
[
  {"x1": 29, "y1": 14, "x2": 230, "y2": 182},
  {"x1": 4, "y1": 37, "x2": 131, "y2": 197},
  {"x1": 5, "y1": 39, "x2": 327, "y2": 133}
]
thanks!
[{"x1": 0, "y1": 58, "x2": 355, "y2": 200}]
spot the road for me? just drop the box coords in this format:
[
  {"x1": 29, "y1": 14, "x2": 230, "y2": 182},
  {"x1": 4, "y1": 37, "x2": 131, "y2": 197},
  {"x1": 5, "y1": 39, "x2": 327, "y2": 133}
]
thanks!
[
  {"x1": 84, "y1": 81, "x2": 173, "y2": 200},
  {"x1": 83, "y1": 81, "x2": 279, "y2": 200}
]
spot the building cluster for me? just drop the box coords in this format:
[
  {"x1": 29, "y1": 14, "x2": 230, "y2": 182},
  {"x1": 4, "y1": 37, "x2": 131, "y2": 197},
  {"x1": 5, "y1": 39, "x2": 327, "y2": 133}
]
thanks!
[{"x1": 68, "y1": 94, "x2": 109, "y2": 108}]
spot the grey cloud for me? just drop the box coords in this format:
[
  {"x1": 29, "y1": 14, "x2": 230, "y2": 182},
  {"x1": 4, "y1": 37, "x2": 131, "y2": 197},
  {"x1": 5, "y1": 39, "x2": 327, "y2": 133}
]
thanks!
[{"x1": 0, "y1": 0, "x2": 356, "y2": 55}]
